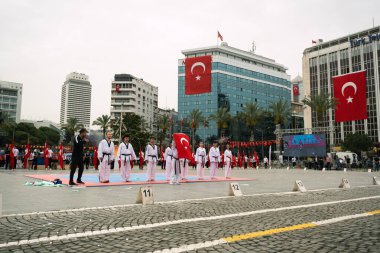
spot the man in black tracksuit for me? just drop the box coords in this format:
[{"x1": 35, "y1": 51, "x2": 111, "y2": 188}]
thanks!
[{"x1": 69, "y1": 128, "x2": 88, "y2": 186}]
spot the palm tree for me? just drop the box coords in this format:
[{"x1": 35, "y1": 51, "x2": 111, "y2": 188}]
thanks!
[
  {"x1": 189, "y1": 109, "x2": 204, "y2": 147},
  {"x1": 302, "y1": 92, "x2": 336, "y2": 127},
  {"x1": 61, "y1": 118, "x2": 83, "y2": 143},
  {"x1": 158, "y1": 114, "x2": 170, "y2": 147},
  {"x1": 208, "y1": 108, "x2": 231, "y2": 137},
  {"x1": 268, "y1": 98, "x2": 291, "y2": 127},
  {"x1": 238, "y1": 102, "x2": 262, "y2": 141},
  {"x1": 92, "y1": 115, "x2": 111, "y2": 138}
]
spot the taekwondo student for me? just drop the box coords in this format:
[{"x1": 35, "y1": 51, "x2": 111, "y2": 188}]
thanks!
[
  {"x1": 98, "y1": 131, "x2": 115, "y2": 183},
  {"x1": 209, "y1": 141, "x2": 220, "y2": 179},
  {"x1": 170, "y1": 140, "x2": 181, "y2": 185},
  {"x1": 69, "y1": 128, "x2": 88, "y2": 186},
  {"x1": 145, "y1": 136, "x2": 158, "y2": 181},
  {"x1": 195, "y1": 142, "x2": 207, "y2": 180},
  {"x1": 224, "y1": 143, "x2": 232, "y2": 178},
  {"x1": 117, "y1": 134, "x2": 136, "y2": 182},
  {"x1": 164, "y1": 142, "x2": 173, "y2": 181}
]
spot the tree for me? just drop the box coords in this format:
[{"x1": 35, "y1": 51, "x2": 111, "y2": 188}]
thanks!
[
  {"x1": 111, "y1": 112, "x2": 150, "y2": 150},
  {"x1": 342, "y1": 133, "x2": 373, "y2": 156},
  {"x1": 61, "y1": 118, "x2": 83, "y2": 144},
  {"x1": 302, "y1": 93, "x2": 336, "y2": 127},
  {"x1": 268, "y1": 98, "x2": 291, "y2": 127},
  {"x1": 157, "y1": 114, "x2": 170, "y2": 147},
  {"x1": 238, "y1": 102, "x2": 262, "y2": 141},
  {"x1": 92, "y1": 115, "x2": 111, "y2": 139},
  {"x1": 189, "y1": 109, "x2": 204, "y2": 147},
  {"x1": 208, "y1": 108, "x2": 231, "y2": 137}
]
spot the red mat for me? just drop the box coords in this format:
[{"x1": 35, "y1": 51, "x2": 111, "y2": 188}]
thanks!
[{"x1": 25, "y1": 174, "x2": 256, "y2": 187}]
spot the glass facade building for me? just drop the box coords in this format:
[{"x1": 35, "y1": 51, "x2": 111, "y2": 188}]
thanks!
[
  {"x1": 178, "y1": 43, "x2": 291, "y2": 140},
  {"x1": 303, "y1": 26, "x2": 380, "y2": 146}
]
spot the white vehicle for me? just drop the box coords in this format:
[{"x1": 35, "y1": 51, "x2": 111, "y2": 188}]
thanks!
[{"x1": 335, "y1": 151, "x2": 359, "y2": 164}]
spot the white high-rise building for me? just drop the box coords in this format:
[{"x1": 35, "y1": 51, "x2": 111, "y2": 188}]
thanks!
[
  {"x1": 60, "y1": 72, "x2": 92, "y2": 129},
  {"x1": 110, "y1": 74, "x2": 158, "y2": 130},
  {"x1": 0, "y1": 80, "x2": 23, "y2": 123}
]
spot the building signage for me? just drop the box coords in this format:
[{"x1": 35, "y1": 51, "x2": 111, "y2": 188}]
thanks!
[{"x1": 350, "y1": 32, "x2": 380, "y2": 47}]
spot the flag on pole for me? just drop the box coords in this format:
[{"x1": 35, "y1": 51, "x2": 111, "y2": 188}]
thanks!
[
  {"x1": 9, "y1": 143, "x2": 15, "y2": 169},
  {"x1": 269, "y1": 145, "x2": 272, "y2": 166},
  {"x1": 173, "y1": 133, "x2": 192, "y2": 160},
  {"x1": 254, "y1": 151, "x2": 259, "y2": 166},
  {"x1": 217, "y1": 31, "x2": 223, "y2": 41}
]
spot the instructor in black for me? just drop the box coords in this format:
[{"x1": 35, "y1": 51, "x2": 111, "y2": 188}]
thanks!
[{"x1": 69, "y1": 128, "x2": 88, "y2": 186}]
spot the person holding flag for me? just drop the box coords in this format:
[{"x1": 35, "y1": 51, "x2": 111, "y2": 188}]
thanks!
[
  {"x1": 171, "y1": 133, "x2": 192, "y2": 184},
  {"x1": 139, "y1": 149, "x2": 144, "y2": 170},
  {"x1": 160, "y1": 147, "x2": 166, "y2": 170},
  {"x1": 170, "y1": 140, "x2": 181, "y2": 185},
  {"x1": 58, "y1": 143, "x2": 65, "y2": 170},
  {"x1": 145, "y1": 136, "x2": 158, "y2": 181},
  {"x1": 43, "y1": 143, "x2": 49, "y2": 170},
  {"x1": 117, "y1": 134, "x2": 136, "y2": 182},
  {"x1": 23, "y1": 144, "x2": 30, "y2": 169},
  {"x1": 98, "y1": 131, "x2": 115, "y2": 183},
  {"x1": 209, "y1": 141, "x2": 220, "y2": 179},
  {"x1": 164, "y1": 142, "x2": 173, "y2": 181},
  {"x1": 224, "y1": 143, "x2": 232, "y2": 179},
  {"x1": 195, "y1": 142, "x2": 207, "y2": 180},
  {"x1": 93, "y1": 146, "x2": 98, "y2": 170}
]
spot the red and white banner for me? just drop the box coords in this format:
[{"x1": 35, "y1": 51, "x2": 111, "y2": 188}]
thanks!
[
  {"x1": 293, "y1": 84, "x2": 300, "y2": 96},
  {"x1": 173, "y1": 133, "x2": 192, "y2": 160},
  {"x1": 333, "y1": 70, "x2": 367, "y2": 122},
  {"x1": 185, "y1": 56, "x2": 212, "y2": 95}
]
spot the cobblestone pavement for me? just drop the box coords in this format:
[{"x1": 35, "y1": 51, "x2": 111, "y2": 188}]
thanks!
[{"x1": 0, "y1": 187, "x2": 379, "y2": 252}]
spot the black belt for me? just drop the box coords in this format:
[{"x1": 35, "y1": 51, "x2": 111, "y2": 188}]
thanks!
[
  {"x1": 148, "y1": 155, "x2": 157, "y2": 161},
  {"x1": 121, "y1": 154, "x2": 131, "y2": 164},
  {"x1": 173, "y1": 157, "x2": 181, "y2": 175},
  {"x1": 103, "y1": 152, "x2": 111, "y2": 158},
  {"x1": 199, "y1": 155, "x2": 205, "y2": 167}
]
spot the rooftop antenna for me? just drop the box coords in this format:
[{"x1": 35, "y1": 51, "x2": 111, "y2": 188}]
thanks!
[{"x1": 250, "y1": 41, "x2": 256, "y2": 53}]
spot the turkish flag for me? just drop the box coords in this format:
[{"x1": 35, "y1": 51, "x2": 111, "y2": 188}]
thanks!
[
  {"x1": 58, "y1": 144, "x2": 64, "y2": 169},
  {"x1": 43, "y1": 142, "x2": 49, "y2": 169},
  {"x1": 9, "y1": 143, "x2": 15, "y2": 169},
  {"x1": 185, "y1": 56, "x2": 212, "y2": 95},
  {"x1": 333, "y1": 70, "x2": 367, "y2": 122},
  {"x1": 173, "y1": 133, "x2": 192, "y2": 160},
  {"x1": 23, "y1": 144, "x2": 30, "y2": 169},
  {"x1": 293, "y1": 85, "x2": 300, "y2": 96}
]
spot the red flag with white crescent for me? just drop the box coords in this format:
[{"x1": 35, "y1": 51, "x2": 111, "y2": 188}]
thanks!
[
  {"x1": 333, "y1": 70, "x2": 367, "y2": 122},
  {"x1": 173, "y1": 133, "x2": 192, "y2": 160},
  {"x1": 185, "y1": 56, "x2": 212, "y2": 95}
]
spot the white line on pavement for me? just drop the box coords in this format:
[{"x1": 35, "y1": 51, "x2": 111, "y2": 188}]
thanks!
[
  {"x1": 0, "y1": 195, "x2": 379, "y2": 248},
  {"x1": 2, "y1": 185, "x2": 379, "y2": 218}
]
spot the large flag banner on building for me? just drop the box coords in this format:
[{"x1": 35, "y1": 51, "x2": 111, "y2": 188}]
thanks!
[
  {"x1": 333, "y1": 70, "x2": 367, "y2": 122},
  {"x1": 185, "y1": 55, "x2": 212, "y2": 95},
  {"x1": 173, "y1": 133, "x2": 192, "y2": 160},
  {"x1": 293, "y1": 84, "x2": 299, "y2": 96}
]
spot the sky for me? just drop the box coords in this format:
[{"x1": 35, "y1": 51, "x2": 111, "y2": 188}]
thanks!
[{"x1": 0, "y1": 0, "x2": 379, "y2": 126}]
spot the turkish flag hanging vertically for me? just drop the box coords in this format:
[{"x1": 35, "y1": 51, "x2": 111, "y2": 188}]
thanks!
[
  {"x1": 333, "y1": 70, "x2": 367, "y2": 122},
  {"x1": 58, "y1": 143, "x2": 64, "y2": 170},
  {"x1": 173, "y1": 133, "x2": 192, "y2": 160},
  {"x1": 185, "y1": 56, "x2": 212, "y2": 95},
  {"x1": 43, "y1": 142, "x2": 49, "y2": 169},
  {"x1": 23, "y1": 144, "x2": 30, "y2": 169},
  {"x1": 293, "y1": 85, "x2": 300, "y2": 96}
]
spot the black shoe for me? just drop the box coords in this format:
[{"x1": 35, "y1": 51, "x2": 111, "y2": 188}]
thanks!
[
  {"x1": 69, "y1": 181, "x2": 77, "y2": 186},
  {"x1": 77, "y1": 180, "x2": 85, "y2": 184}
]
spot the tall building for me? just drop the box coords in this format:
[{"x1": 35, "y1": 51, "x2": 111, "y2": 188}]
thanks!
[
  {"x1": 291, "y1": 75, "x2": 304, "y2": 129},
  {"x1": 155, "y1": 108, "x2": 178, "y2": 139},
  {"x1": 110, "y1": 74, "x2": 158, "y2": 131},
  {"x1": 303, "y1": 26, "x2": 380, "y2": 147},
  {"x1": 60, "y1": 72, "x2": 91, "y2": 129},
  {"x1": 0, "y1": 80, "x2": 23, "y2": 123},
  {"x1": 178, "y1": 42, "x2": 291, "y2": 140}
]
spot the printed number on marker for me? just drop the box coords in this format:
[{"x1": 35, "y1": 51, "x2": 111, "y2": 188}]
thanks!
[
  {"x1": 232, "y1": 184, "x2": 240, "y2": 191},
  {"x1": 143, "y1": 189, "x2": 151, "y2": 197}
]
